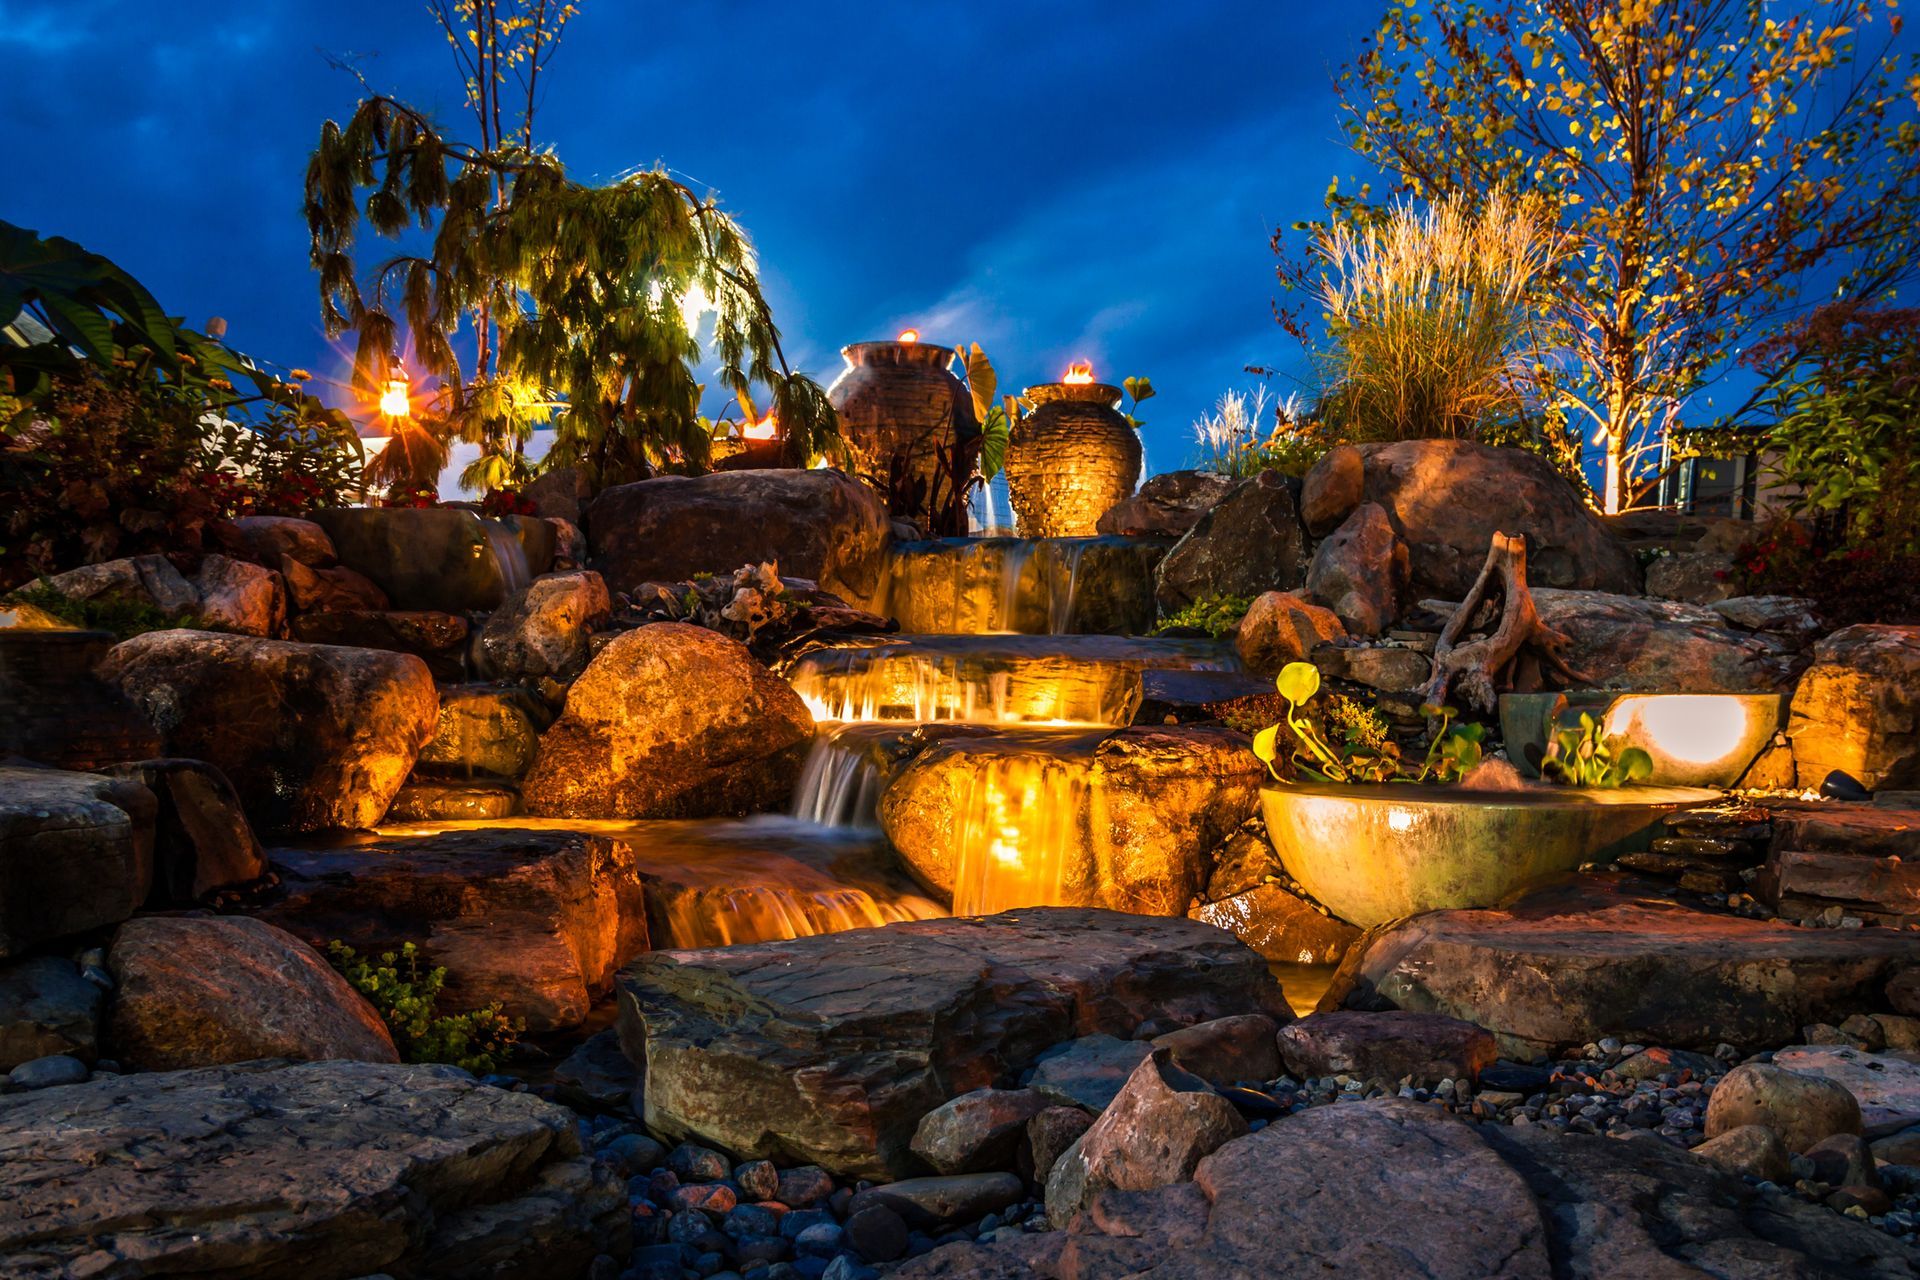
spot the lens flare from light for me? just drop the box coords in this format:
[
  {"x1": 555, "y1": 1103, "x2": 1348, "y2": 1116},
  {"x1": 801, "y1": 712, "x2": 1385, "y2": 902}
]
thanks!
[
  {"x1": 1606, "y1": 695, "x2": 1750, "y2": 768},
  {"x1": 378, "y1": 376, "x2": 411, "y2": 419}
]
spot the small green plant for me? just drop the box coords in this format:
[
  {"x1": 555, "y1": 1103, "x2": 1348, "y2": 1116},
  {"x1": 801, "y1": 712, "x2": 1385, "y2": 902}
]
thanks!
[
  {"x1": 9, "y1": 581, "x2": 196, "y2": 639},
  {"x1": 1121, "y1": 375, "x2": 1155, "y2": 429},
  {"x1": 1252, "y1": 661, "x2": 1484, "y2": 785},
  {"x1": 1538, "y1": 713, "x2": 1652, "y2": 789},
  {"x1": 327, "y1": 941, "x2": 520, "y2": 1075},
  {"x1": 1152, "y1": 593, "x2": 1253, "y2": 639}
]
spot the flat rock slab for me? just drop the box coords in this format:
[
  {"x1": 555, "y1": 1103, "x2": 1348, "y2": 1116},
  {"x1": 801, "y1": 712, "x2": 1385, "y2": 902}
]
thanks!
[
  {"x1": 0, "y1": 1059, "x2": 626, "y2": 1279},
  {"x1": 1325, "y1": 878, "x2": 1916, "y2": 1058},
  {"x1": 895, "y1": 1097, "x2": 1920, "y2": 1279},
  {"x1": 0, "y1": 766, "x2": 154, "y2": 959},
  {"x1": 1774, "y1": 1045, "x2": 1920, "y2": 1139},
  {"x1": 619, "y1": 908, "x2": 1289, "y2": 1180}
]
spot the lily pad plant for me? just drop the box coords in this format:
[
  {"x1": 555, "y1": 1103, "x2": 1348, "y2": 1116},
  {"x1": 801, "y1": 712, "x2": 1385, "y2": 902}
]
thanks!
[
  {"x1": 1538, "y1": 711, "x2": 1653, "y2": 788},
  {"x1": 1252, "y1": 661, "x2": 1485, "y2": 785}
]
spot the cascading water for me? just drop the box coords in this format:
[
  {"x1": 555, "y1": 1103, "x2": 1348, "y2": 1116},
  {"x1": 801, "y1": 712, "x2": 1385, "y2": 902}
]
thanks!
[
  {"x1": 881, "y1": 536, "x2": 1162, "y2": 635},
  {"x1": 789, "y1": 722, "x2": 905, "y2": 829},
  {"x1": 478, "y1": 517, "x2": 532, "y2": 596},
  {"x1": 944, "y1": 738, "x2": 1095, "y2": 916}
]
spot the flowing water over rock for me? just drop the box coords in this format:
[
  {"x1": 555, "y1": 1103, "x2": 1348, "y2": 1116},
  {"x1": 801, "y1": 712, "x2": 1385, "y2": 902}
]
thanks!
[
  {"x1": 479, "y1": 517, "x2": 533, "y2": 597},
  {"x1": 882, "y1": 536, "x2": 1168, "y2": 635}
]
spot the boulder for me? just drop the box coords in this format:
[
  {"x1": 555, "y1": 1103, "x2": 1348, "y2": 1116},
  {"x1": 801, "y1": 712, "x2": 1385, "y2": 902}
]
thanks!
[
  {"x1": 1704, "y1": 1062, "x2": 1863, "y2": 1152},
  {"x1": 1028, "y1": 1035, "x2": 1155, "y2": 1112},
  {"x1": 0, "y1": 766, "x2": 153, "y2": 959},
  {"x1": 880, "y1": 726, "x2": 1262, "y2": 917},
  {"x1": 1027, "y1": 1107, "x2": 1095, "y2": 1182},
  {"x1": 314, "y1": 507, "x2": 553, "y2": 612},
  {"x1": 1045, "y1": 1050, "x2": 1247, "y2": 1227},
  {"x1": 912, "y1": 1088, "x2": 1052, "y2": 1175},
  {"x1": 105, "y1": 915, "x2": 398, "y2": 1070},
  {"x1": 278, "y1": 554, "x2": 390, "y2": 613},
  {"x1": 1326, "y1": 878, "x2": 1917, "y2": 1058},
  {"x1": 1644, "y1": 550, "x2": 1740, "y2": 604},
  {"x1": 618, "y1": 907, "x2": 1290, "y2": 1179},
  {"x1": 1299, "y1": 443, "x2": 1365, "y2": 535},
  {"x1": 192, "y1": 553, "x2": 285, "y2": 636},
  {"x1": 1149, "y1": 1015, "x2": 1281, "y2": 1087},
  {"x1": 0, "y1": 629, "x2": 163, "y2": 770},
  {"x1": 475, "y1": 570, "x2": 610, "y2": 679},
  {"x1": 1339, "y1": 644, "x2": 1434, "y2": 692},
  {"x1": 385, "y1": 781, "x2": 519, "y2": 822},
  {"x1": 258, "y1": 828, "x2": 648, "y2": 1033},
  {"x1": 1531, "y1": 589, "x2": 1799, "y2": 693},
  {"x1": 34, "y1": 554, "x2": 198, "y2": 618},
  {"x1": 851, "y1": 1173, "x2": 1026, "y2": 1230},
  {"x1": 289, "y1": 609, "x2": 469, "y2": 680},
  {"x1": 1153, "y1": 470, "x2": 1308, "y2": 614},
  {"x1": 0, "y1": 955, "x2": 102, "y2": 1071},
  {"x1": 1190, "y1": 881, "x2": 1360, "y2": 967},
  {"x1": 521, "y1": 622, "x2": 814, "y2": 819},
  {"x1": 587, "y1": 468, "x2": 892, "y2": 609},
  {"x1": 1804, "y1": 1132, "x2": 1880, "y2": 1192},
  {"x1": 0, "y1": 1059, "x2": 628, "y2": 1279},
  {"x1": 523, "y1": 465, "x2": 589, "y2": 524},
  {"x1": 99, "y1": 758, "x2": 266, "y2": 901},
  {"x1": 221, "y1": 514, "x2": 336, "y2": 567},
  {"x1": 1692, "y1": 1123, "x2": 1792, "y2": 1183},
  {"x1": 1772, "y1": 1044, "x2": 1920, "y2": 1139},
  {"x1": 1788, "y1": 624, "x2": 1920, "y2": 790},
  {"x1": 1096, "y1": 470, "x2": 1236, "y2": 538},
  {"x1": 416, "y1": 684, "x2": 549, "y2": 780},
  {"x1": 1276, "y1": 1011, "x2": 1498, "y2": 1085},
  {"x1": 98, "y1": 631, "x2": 439, "y2": 833},
  {"x1": 1232, "y1": 590, "x2": 1345, "y2": 676},
  {"x1": 1305, "y1": 502, "x2": 1405, "y2": 636},
  {"x1": 1712, "y1": 594, "x2": 1823, "y2": 643}
]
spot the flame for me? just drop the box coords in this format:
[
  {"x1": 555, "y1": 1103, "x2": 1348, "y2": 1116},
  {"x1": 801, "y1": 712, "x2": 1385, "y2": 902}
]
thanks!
[
  {"x1": 898, "y1": 328, "x2": 920, "y2": 343},
  {"x1": 1063, "y1": 360, "x2": 1094, "y2": 384},
  {"x1": 742, "y1": 411, "x2": 778, "y2": 441}
]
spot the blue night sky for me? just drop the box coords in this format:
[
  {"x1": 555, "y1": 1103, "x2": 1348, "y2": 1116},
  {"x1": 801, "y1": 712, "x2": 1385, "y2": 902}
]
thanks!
[{"x1": 1, "y1": 0, "x2": 1378, "y2": 479}]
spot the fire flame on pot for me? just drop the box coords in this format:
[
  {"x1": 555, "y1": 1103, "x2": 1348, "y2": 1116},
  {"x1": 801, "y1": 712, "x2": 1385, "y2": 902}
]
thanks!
[
  {"x1": 898, "y1": 328, "x2": 920, "y2": 343},
  {"x1": 1063, "y1": 360, "x2": 1094, "y2": 384},
  {"x1": 743, "y1": 411, "x2": 778, "y2": 440}
]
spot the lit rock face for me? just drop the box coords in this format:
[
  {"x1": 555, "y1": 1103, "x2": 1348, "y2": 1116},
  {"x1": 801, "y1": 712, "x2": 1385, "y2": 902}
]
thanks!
[
  {"x1": 521, "y1": 622, "x2": 815, "y2": 819},
  {"x1": 105, "y1": 916, "x2": 398, "y2": 1070},
  {"x1": 314, "y1": 507, "x2": 555, "y2": 612},
  {"x1": 98, "y1": 631, "x2": 438, "y2": 833},
  {"x1": 1232, "y1": 589, "x2": 1346, "y2": 676},
  {"x1": 258, "y1": 829, "x2": 648, "y2": 1033},
  {"x1": 0, "y1": 1060, "x2": 629, "y2": 1279},
  {"x1": 221, "y1": 513, "x2": 336, "y2": 567},
  {"x1": 416, "y1": 685, "x2": 550, "y2": 780},
  {"x1": 1153, "y1": 471, "x2": 1309, "y2": 614},
  {"x1": 883, "y1": 536, "x2": 1166, "y2": 636},
  {"x1": 475, "y1": 569, "x2": 610, "y2": 678},
  {"x1": 0, "y1": 767, "x2": 154, "y2": 959},
  {"x1": 1190, "y1": 882, "x2": 1360, "y2": 967},
  {"x1": 289, "y1": 609, "x2": 469, "y2": 680},
  {"x1": 587, "y1": 468, "x2": 892, "y2": 609},
  {"x1": 618, "y1": 907, "x2": 1290, "y2": 1179},
  {"x1": 1305, "y1": 502, "x2": 1406, "y2": 637},
  {"x1": 99, "y1": 758, "x2": 266, "y2": 901},
  {"x1": 191, "y1": 554, "x2": 285, "y2": 636},
  {"x1": 1531, "y1": 589, "x2": 1800, "y2": 693},
  {"x1": 879, "y1": 726, "x2": 1263, "y2": 917},
  {"x1": 1299, "y1": 443, "x2": 1365, "y2": 535},
  {"x1": 1096, "y1": 470, "x2": 1236, "y2": 538},
  {"x1": 32, "y1": 554, "x2": 199, "y2": 619},
  {"x1": 1788, "y1": 624, "x2": 1920, "y2": 790}
]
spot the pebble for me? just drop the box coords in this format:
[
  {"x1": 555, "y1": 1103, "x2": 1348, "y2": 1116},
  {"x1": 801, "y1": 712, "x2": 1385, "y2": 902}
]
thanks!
[{"x1": 8, "y1": 1055, "x2": 89, "y2": 1089}]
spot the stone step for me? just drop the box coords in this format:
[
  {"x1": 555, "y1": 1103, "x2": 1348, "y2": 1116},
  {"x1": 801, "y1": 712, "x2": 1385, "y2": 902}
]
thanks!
[{"x1": 1755, "y1": 847, "x2": 1920, "y2": 924}]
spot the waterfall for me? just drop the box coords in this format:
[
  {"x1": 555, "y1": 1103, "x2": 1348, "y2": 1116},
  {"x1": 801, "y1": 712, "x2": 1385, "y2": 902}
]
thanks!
[
  {"x1": 882, "y1": 536, "x2": 1115, "y2": 635},
  {"x1": 479, "y1": 518, "x2": 532, "y2": 595},
  {"x1": 946, "y1": 746, "x2": 1093, "y2": 916},
  {"x1": 789, "y1": 723, "x2": 898, "y2": 829}
]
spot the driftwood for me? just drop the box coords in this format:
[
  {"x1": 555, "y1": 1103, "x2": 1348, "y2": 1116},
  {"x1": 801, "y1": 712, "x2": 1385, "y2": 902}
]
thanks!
[{"x1": 1419, "y1": 531, "x2": 1586, "y2": 714}]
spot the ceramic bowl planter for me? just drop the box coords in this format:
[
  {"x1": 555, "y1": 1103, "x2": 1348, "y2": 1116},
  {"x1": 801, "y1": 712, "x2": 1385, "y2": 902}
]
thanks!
[{"x1": 1005, "y1": 381, "x2": 1142, "y2": 538}]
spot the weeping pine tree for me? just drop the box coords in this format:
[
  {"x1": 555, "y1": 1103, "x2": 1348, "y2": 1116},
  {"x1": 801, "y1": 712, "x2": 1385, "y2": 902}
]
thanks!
[{"x1": 304, "y1": 92, "x2": 836, "y2": 491}]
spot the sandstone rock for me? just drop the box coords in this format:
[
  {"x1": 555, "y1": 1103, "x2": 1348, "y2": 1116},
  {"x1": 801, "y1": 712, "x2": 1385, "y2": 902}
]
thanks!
[
  {"x1": 1277, "y1": 1011, "x2": 1498, "y2": 1085},
  {"x1": 522, "y1": 622, "x2": 814, "y2": 819},
  {"x1": 1299, "y1": 444, "x2": 1364, "y2": 535},
  {"x1": 523, "y1": 465, "x2": 589, "y2": 524},
  {"x1": 1046, "y1": 1050, "x2": 1248, "y2": 1227},
  {"x1": 1153, "y1": 471, "x2": 1308, "y2": 613},
  {"x1": 192, "y1": 553, "x2": 285, "y2": 636},
  {"x1": 1773, "y1": 1044, "x2": 1920, "y2": 1138},
  {"x1": 1341, "y1": 644, "x2": 1433, "y2": 692},
  {"x1": 912, "y1": 1088, "x2": 1052, "y2": 1174},
  {"x1": 279, "y1": 554, "x2": 390, "y2": 613},
  {"x1": 289, "y1": 609, "x2": 468, "y2": 680},
  {"x1": 0, "y1": 1059, "x2": 628, "y2": 1278},
  {"x1": 417, "y1": 684, "x2": 549, "y2": 780},
  {"x1": 476, "y1": 570, "x2": 610, "y2": 679},
  {"x1": 618, "y1": 908, "x2": 1289, "y2": 1179},
  {"x1": 1026, "y1": 1107, "x2": 1094, "y2": 1183},
  {"x1": 851, "y1": 1173, "x2": 1026, "y2": 1229},
  {"x1": 1756, "y1": 844, "x2": 1920, "y2": 925},
  {"x1": 0, "y1": 767, "x2": 153, "y2": 959},
  {"x1": 99, "y1": 631, "x2": 438, "y2": 832},
  {"x1": 1191, "y1": 881, "x2": 1360, "y2": 966},
  {"x1": 1028, "y1": 1035, "x2": 1155, "y2": 1111},
  {"x1": 259, "y1": 828, "x2": 648, "y2": 1033},
  {"x1": 99, "y1": 758, "x2": 265, "y2": 902},
  {"x1": 1789, "y1": 624, "x2": 1920, "y2": 790},
  {"x1": 1326, "y1": 878, "x2": 1916, "y2": 1058},
  {"x1": 1306, "y1": 502, "x2": 1405, "y2": 636},
  {"x1": 221, "y1": 514, "x2": 336, "y2": 567},
  {"x1": 1645, "y1": 550, "x2": 1739, "y2": 604},
  {"x1": 1712, "y1": 594, "x2": 1823, "y2": 642},
  {"x1": 106, "y1": 915, "x2": 397, "y2": 1069},
  {"x1": 1531, "y1": 589, "x2": 1799, "y2": 693},
  {"x1": 588, "y1": 468, "x2": 891, "y2": 609},
  {"x1": 1232, "y1": 590, "x2": 1345, "y2": 676},
  {"x1": 0, "y1": 955, "x2": 102, "y2": 1071},
  {"x1": 1096, "y1": 470, "x2": 1236, "y2": 538},
  {"x1": 315, "y1": 507, "x2": 553, "y2": 612},
  {"x1": 35, "y1": 554, "x2": 198, "y2": 618},
  {"x1": 1705, "y1": 1062, "x2": 1863, "y2": 1152},
  {"x1": 1149, "y1": 1015, "x2": 1280, "y2": 1087},
  {"x1": 1805, "y1": 1131, "x2": 1880, "y2": 1191},
  {"x1": 385, "y1": 781, "x2": 518, "y2": 822},
  {"x1": 1693, "y1": 1123, "x2": 1791, "y2": 1183}
]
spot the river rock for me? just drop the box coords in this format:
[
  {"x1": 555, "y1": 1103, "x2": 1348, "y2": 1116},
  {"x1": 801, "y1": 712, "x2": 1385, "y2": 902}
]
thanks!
[
  {"x1": 1028, "y1": 1035, "x2": 1155, "y2": 1111},
  {"x1": 416, "y1": 684, "x2": 549, "y2": 780},
  {"x1": 1276, "y1": 1011, "x2": 1498, "y2": 1085},
  {"x1": 587, "y1": 468, "x2": 892, "y2": 609},
  {"x1": 618, "y1": 907, "x2": 1289, "y2": 1179},
  {"x1": 0, "y1": 955, "x2": 102, "y2": 1070},
  {"x1": 0, "y1": 766, "x2": 154, "y2": 959},
  {"x1": 1305, "y1": 502, "x2": 1405, "y2": 636},
  {"x1": 34, "y1": 554, "x2": 198, "y2": 619},
  {"x1": 220, "y1": 514, "x2": 336, "y2": 567},
  {"x1": 99, "y1": 758, "x2": 265, "y2": 901},
  {"x1": 851, "y1": 1173, "x2": 1026, "y2": 1229},
  {"x1": 1789, "y1": 624, "x2": 1920, "y2": 790},
  {"x1": 1299, "y1": 443, "x2": 1365, "y2": 535},
  {"x1": 911, "y1": 1088, "x2": 1052, "y2": 1175},
  {"x1": 1097, "y1": 470, "x2": 1235, "y2": 538},
  {"x1": 1772, "y1": 1044, "x2": 1920, "y2": 1138},
  {"x1": 475, "y1": 570, "x2": 610, "y2": 679},
  {"x1": 1693, "y1": 1123, "x2": 1792, "y2": 1183},
  {"x1": 105, "y1": 915, "x2": 397, "y2": 1069},
  {"x1": 315, "y1": 507, "x2": 552, "y2": 612},
  {"x1": 289, "y1": 609, "x2": 469, "y2": 680},
  {"x1": 1191, "y1": 881, "x2": 1361, "y2": 966},
  {"x1": 522, "y1": 622, "x2": 814, "y2": 819},
  {"x1": 1150, "y1": 1015, "x2": 1281, "y2": 1087},
  {"x1": 279, "y1": 555, "x2": 390, "y2": 613},
  {"x1": 192, "y1": 553, "x2": 285, "y2": 636},
  {"x1": 1153, "y1": 471, "x2": 1308, "y2": 613},
  {"x1": 258, "y1": 828, "x2": 648, "y2": 1033},
  {"x1": 1531, "y1": 589, "x2": 1799, "y2": 693},
  {"x1": 1232, "y1": 590, "x2": 1345, "y2": 676},
  {"x1": 98, "y1": 630, "x2": 439, "y2": 832},
  {"x1": 0, "y1": 1059, "x2": 628, "y2": 1278},
  {"x1": 1704, "y1": 1062, "x2": 1863, "y2": 1152}
]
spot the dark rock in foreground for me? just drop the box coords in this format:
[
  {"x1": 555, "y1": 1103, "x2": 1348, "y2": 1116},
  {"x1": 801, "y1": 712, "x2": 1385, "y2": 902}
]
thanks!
[
  {"x1": 619, "y1": 908, "x2": 1289, "y2": 1179},
  {"x1": 0, "y1": 1059, "x2": 628, "y2": 1279},
  {"x1": 0, "y1": 766, "x2": 154, "y2": 959}
]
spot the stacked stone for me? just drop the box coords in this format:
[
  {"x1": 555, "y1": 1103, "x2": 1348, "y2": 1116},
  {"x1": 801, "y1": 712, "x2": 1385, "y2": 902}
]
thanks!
[{"x1": 1005, "y1": 384, "x2": 1142, "y2": 538}]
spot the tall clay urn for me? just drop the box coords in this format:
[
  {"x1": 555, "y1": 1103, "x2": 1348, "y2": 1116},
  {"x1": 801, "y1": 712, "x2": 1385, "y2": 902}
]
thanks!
[
  {"x1": 827, "y1": 334, "x2": 980, "y2": 534},
  {"x1": 1006, "y1": 366, "x2": 1142, "y2": 537}
]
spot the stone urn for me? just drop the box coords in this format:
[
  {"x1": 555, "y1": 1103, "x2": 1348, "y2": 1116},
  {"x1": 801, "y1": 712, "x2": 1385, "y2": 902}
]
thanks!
[
  {"x1": 1006, "y1": 380, "x2": 1142, "y2": 537},
  {"x1": 827, "y1": 339, "x2": 980, "y2": 533}
]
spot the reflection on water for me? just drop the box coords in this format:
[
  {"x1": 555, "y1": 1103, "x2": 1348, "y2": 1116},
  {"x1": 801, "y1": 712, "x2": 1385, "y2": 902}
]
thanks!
[{"x1": 1269, "y1": 962, "x2": 1336, "y2": 1018}]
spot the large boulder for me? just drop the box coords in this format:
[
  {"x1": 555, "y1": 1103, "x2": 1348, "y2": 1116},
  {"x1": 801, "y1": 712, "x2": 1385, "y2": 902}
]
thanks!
[
  {"x1": 1232, "y1": 590, "x2": 1345, "y2": 676},
  {"x1": 1531, "y1": 589, "x2": 1799, "y2": 693},
  {"x1": 1299, "y1": 443, "x2": 1366, "y2": 535},
  {"x1": 475, "y1": 570, "x2": 610, "y2": 679},
  {"x1": 1772, "y1": 1044, "x2": 1920, "y2": 1139},
  {"x1": 1704, "y1": 1061, "x2": 1863, "y2": 1152},
  {"x1": 258, "y1": 828, "x2": 649, "y2": 1033},
  {"x1": 289, "y1": 609, "x2": 469, "y2": 681},
  {"x1": 105, "y1": 915, "x2": 398, "y2": 1070},
  {"x1": 1153, "y1": 471, "x2": 1308, "y2": 613},
  {"x1": 1788, "y1": 624, "x2": 1920, "y2": 790},
  {"x1": 219, "y1": 514, "x2": 335, "y2": 567},
  {"x1": 879, "y1": 726, "x2": 1262, "y2": 917},
  {"x1": 32, "y1": 554, "x2": 199, "y2": 619},
  {"x1": 0, "y1": 1060, "x2": 629, "y2": 1279},
  {"x1": 1097, "y1": 470, "x2": 1236, "y2": 538},
  {"x1": 98, "y1": 758, "x2": 266, "y2": 901},
  {"x1": 522, "y1": 622, "x2": 814, "y2": 819},
  {"x1": 0, "y1": 955, "x2": 103, "y2": 1071},
  {"x1": 1275, "y1": 1011, "x2": 1498, "y2": 1085},
  {"x1": 314, "y1": 507, "x2": 554, "y2": 612},
  {"x1": 191, "y1": 553, "x2": 285, "y2": 636},
  {"x1": 617, "y1": 908, "x2": 1291, "y2": 1179},
  {"x1": 0, "y1": 767, "x2": 153, "y2": 959},
  {"x1": 1305, "y1": 502, "x2": 1406, "y2": 636},
  {"x1": 98, "y1": 631, "x2": 438, "y2": 833},
  {"x1": 416, "y1": 685, "x2": 550, "y2": 780},
  {"x1": 587, "y1": 468, "x2": 892, "y2": 609}
]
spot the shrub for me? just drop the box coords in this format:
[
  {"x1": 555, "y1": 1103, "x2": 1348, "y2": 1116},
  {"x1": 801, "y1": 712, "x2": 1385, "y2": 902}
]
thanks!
[
  {"x1": 8, "y1": 581, "x2": 198, "y2": 639},
  {"x1": 1191, "y1": 387, "x2": 1331, "y2": 479},
  {"x1": 326, "y1": 941, "x2": 519, "y2": 1075},
  {"x1": 1152, "y1": 593, "x2": 1254, "y2": 639}
]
